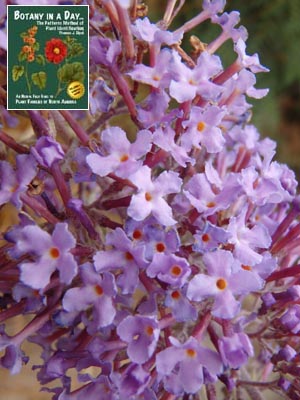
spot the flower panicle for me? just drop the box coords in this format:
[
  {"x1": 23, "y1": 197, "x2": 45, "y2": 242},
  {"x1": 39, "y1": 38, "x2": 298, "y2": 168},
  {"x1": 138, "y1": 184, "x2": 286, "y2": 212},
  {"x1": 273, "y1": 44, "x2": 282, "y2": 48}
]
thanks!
[{"x1": 0, "y1": 0, "x2": 299, "y2": 399}]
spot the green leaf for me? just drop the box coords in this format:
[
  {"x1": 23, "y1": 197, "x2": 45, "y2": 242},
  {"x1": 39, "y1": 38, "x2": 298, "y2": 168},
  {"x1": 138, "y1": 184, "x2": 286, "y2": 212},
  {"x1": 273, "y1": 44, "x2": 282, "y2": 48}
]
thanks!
[
  {"x1": 18, "y1": 52, "x2": 28, "y2": 62},
  {"x1": 31, "y1": 71, "x2": 47, "y2": 90},
  {"x1": 12, "y1": 65, "x2": 25, "y2": 81},
  {"x1": 57, "y1": 62, "x2": 85, "y2": 84},
  {"x1": 67, "y1": 41, "x2": 84, "y2": 59},
  {"x1": 32, "y1": 42, "x2": 40, "y2": 52},
  {"x1": 35, "y1": 54, "x2": 46, "y2": 66}
]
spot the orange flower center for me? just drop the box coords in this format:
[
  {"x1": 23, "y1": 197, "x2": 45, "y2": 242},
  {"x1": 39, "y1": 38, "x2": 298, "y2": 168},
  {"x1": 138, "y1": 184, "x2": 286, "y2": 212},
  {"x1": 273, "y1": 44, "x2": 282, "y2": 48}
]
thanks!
[
  {"x1": 145, "y1": 192, "x2": 152, "y2": 201},
  {"x1": 171, "y1": 265, "x2": 182, "y2": 276},
  {"x1": 120, "y1": 154, "x2": 129, "y2": 162},
  {"x1": 132, "y1": 229, "x2": 143, "y2": 240},
  {"x1": 201, "y1": 233, "x2": 210, "y2": 242},
  {"x1": 186, "y1": 348, "x2": 197, "y2": 358},
  {"x1": 53, "y1": 47, "x2": 61, "y2": 55},
  {"x1": 171, "y1": 290, "x2": 181, "y2": 300},
  {"x1": 242, "y1": 265, "x2": 252, "y2": 271},
  {"x1": 94, "y1": 285, "x2": 104, "y2": 296},
  {"x1": 206, "y1": 201, "x2": 216, "y2": 208},
  {"x1": 216, "y1": 278, "x2": 227, "y2": 290},
  {"x1": 197, "y1": 121, "x2": 206, "y2": 132},
  {"x1": 125, "y1": 251, "x2": 134, "y2": 261},
  {"x1": 145, "y1": 326, "x2": 154, "y2": 336},
  {"x1": 49, "y1": 247, "x2": 60, "y2": 259},
  {"x1": 156, "y1": 242, "x2": 166, "y2": 252}
]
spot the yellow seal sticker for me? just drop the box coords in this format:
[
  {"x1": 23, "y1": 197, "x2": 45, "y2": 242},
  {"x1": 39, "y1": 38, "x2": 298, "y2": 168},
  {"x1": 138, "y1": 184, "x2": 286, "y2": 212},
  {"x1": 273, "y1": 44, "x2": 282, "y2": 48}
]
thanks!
[{"x1": 67, "y1": 81, "x2": 85, "y2": 100}]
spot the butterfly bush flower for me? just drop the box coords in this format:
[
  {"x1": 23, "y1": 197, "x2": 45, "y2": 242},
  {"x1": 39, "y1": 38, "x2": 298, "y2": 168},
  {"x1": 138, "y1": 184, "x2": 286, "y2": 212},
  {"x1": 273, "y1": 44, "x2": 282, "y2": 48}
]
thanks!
[
  {"x1": 169, "y1": 50, "x2": 223, "y2": 103},
  {"x1": 156, "y1": 336, "x2": 222, "y2": 395},
  {"x1": 1, "y1": 1, "x2": 300, "y2": 399},
  {"x1": 127, "y1": 165, "x2": 182, "y2": 225},
  {"x1": 31, "y1": 136, "x2": 64, "y2": 168},
  {"x1": 86, "y1": 126, "x2": 152, "y2": 178},
  {"x1": 218, "y1": 332, "x2": 254, "y2": 369},
  {"x1": 62, "y1": 263, "x2": 117, "y2": 330},
  {"x1": 117, "y1": 315, "x2": 160, "y2": 364},
  {"x1": 181, "y1": 104, "x2": 226, "y2": 152},
  {"x1": 0, "y1": 154, "x2": 37, "y2": 208},
  {"x1": 187, "y1": 249, "x2": 263, "y2": 319},
  {"x1": 14, "y1": 223, "x2": 77, "y2": 290}
]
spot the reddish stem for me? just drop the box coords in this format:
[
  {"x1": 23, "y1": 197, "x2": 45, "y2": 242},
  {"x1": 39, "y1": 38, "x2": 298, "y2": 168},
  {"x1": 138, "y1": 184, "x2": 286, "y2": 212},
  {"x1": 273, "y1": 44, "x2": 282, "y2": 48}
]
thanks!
[
  {"x1": 191, "y1": 311, "x2": 212, "y2": 340},
  {"x1": 266, "y1": 265, "x2": 300, "y2": 283},
  {"x1": 271, "y1": 206, "x2": 299, "y2": 246},
  {"x1": 114, "y1": 0, "x2": 135, "y2": 62},
  {"x1": 50, "y1": 162, "x2": 71, "y2": 208},
  {"x1": 271, "y1": 222, "x2": 300, "y2": 254},
  {"x1": 59, "y1": 110, "x2": 90, "y2": 145},
  {"x1": 20, "y1": 193, "x2": 60, "y2": 224},
  {"x1": 0, "y1": 130, "x2": 29, "y2": 154},
  {"x1": 109, "y1": 64, "x2": 138, "y2": 123}
]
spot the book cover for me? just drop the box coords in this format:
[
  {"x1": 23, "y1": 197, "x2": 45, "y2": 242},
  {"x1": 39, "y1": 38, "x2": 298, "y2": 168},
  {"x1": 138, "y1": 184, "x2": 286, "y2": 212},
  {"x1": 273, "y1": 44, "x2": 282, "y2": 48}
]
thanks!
[{"x1": 7, "y1": 5, "x2": 89, "y2": 110}]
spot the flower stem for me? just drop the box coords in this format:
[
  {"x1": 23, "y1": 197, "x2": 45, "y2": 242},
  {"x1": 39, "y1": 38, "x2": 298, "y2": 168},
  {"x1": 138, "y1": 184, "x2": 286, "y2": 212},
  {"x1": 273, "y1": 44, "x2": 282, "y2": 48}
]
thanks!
[
  {"x1": 25, "y1": 61, "x2": 31, "y2": 94},
  {"x1": 59, "y1": 110, "x2": 90, "y2": 145},
  {"x1": 20, "y1": 192, "x2": 60, "y2": 224},
  {"x1": 0, "y1": 130, "x2": 29, "y2": 154}
]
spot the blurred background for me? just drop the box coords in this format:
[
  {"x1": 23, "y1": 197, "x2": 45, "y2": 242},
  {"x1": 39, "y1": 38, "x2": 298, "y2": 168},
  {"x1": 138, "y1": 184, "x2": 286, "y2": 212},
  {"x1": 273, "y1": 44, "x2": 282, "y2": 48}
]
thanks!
[
  {"x1": 150, "y1": 0, "x2": 300, "y2": 176},
  {"x1": 1, "y1": 1, "x2": 300, "y2": 399}
]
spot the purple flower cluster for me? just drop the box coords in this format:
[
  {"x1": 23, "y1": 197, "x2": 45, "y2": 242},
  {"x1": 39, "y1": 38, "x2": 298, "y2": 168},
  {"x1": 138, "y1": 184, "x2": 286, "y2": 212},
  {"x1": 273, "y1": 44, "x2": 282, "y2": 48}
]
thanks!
[{"x1": 1, "y1": 1, "x2": 300, "y2": 399}]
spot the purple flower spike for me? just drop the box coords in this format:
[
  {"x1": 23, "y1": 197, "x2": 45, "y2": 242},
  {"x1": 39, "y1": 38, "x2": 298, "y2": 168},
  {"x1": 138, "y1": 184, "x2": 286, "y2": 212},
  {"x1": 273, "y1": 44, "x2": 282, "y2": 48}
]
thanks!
[
  {"x1": 128, "y1": 165, "x2": 182, "y2": 226},
  {"x1": 16, "y1": 223, "x2": 77, "y2": 290},
  {"x1": 2, "y1": 0, "x2": 300, "y2": 397},
  {"x1": 117, "y1": 315, "x2": 160, "y2": 364}
]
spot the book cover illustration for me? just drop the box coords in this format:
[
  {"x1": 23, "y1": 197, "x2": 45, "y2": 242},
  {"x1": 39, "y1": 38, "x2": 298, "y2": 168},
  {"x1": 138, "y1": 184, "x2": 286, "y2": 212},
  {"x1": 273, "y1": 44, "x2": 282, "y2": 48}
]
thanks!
[{"x1": 7, "y1": 5, "x2": 89, "y2": 110}]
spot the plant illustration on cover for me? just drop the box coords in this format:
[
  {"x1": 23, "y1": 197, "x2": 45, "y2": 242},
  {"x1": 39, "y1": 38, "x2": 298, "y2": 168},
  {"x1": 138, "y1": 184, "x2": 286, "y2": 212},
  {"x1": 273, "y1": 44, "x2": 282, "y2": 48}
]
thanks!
[
  {"x1": 12, "y1": 24, "x2": 46, "y2": 94},
  {"x1": 12, "y1": 28, "x2": 84, "y2": 97},
  {"x1": 45, "y1": 35, "x2": 85, "y2": 97}
]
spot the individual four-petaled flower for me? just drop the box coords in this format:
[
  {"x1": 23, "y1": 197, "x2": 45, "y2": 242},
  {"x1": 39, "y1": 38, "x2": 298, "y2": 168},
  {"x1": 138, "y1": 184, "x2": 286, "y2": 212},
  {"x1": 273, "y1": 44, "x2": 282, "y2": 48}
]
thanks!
[
  {"x1": 128, "y1": 165, "x2": 182, "y2": 226},
  {"x1": 117, "y1": 315, "x2": 160, "y2": 364},
  {"x1": 187, "y1": 249, "x2": 263, "y2": 319},
  {"x1": 16, "y1": 223, "x2": 77, "y2": 290}
]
